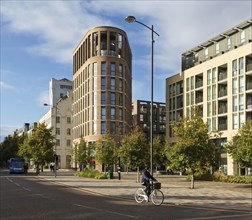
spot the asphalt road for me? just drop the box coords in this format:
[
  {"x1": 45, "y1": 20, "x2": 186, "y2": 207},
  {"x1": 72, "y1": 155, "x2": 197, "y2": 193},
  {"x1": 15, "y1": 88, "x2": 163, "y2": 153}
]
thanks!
[{"x1": 0, "y1": 171, "x2": 251, "y2": 220}]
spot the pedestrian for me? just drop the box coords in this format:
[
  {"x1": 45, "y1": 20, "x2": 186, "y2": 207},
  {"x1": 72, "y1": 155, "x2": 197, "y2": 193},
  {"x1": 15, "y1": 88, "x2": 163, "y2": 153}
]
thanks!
[
  {"x1": 141, "y1": 167, "x2": 157, "y2": 196},
  {"x1": 50, "y1": 164, "x2": 53, "y2": 172},
  {"x1": 24, "y1": 163, "x2": 28, "y2": 175}
]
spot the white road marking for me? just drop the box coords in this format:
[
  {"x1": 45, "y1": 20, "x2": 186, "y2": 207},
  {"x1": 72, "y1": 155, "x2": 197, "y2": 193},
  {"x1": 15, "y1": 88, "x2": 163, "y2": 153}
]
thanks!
[{"x1": 74, "y1": 203, "x2": 138, "y2": 219}]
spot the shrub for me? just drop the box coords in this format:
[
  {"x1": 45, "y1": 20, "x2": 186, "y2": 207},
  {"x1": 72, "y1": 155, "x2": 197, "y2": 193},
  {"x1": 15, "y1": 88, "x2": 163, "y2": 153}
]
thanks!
[
  {"x1": 213, "y1": 171, "x2": 228, "y2": 182},
  {"x1": 75, "y1": 169, "x2": 102, "y2": 178}
]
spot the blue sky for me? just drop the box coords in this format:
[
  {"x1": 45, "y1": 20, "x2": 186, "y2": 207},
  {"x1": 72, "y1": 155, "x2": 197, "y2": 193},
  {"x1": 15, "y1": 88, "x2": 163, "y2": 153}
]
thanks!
[{"x1": 1, "y1": 0, "x2": 251, "y2": 141}]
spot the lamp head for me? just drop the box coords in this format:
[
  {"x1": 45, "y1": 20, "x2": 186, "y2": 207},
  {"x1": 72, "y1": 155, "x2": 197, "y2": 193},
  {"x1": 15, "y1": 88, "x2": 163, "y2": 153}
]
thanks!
[
  {"x1": 125, "y1": 16, "x2": 136, "y2": 23},
  {"x1": 43, "y1": 103, "x2": 49, "y2": 106}
]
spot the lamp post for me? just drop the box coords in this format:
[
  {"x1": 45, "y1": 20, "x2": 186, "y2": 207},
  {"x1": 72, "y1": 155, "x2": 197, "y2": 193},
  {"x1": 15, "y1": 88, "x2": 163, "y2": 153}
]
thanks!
[
  {"x1": 125, "y1": 16, "x2": 159, "y2": 176},
  {"x1": 44, "y1": 103, "x2": 58, "y2": 178}
]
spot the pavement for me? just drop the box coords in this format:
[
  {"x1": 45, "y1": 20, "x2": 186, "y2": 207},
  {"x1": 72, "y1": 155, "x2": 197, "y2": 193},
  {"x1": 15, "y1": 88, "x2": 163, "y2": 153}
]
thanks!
[{"x1": 36, "y1": 169, "x2": 252, "y2": 212}]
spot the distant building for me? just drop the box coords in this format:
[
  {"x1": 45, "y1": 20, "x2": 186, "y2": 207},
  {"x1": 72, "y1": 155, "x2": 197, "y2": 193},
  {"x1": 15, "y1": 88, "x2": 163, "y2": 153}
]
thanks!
[
  {"x1": 132, "y1": 100, "x2": 166, "y2": 141},
  {"x1": 166, "y1": 18, "x2": 252, "y2": 175},
  {"x1": 40, "y1": 78, "x2": 73, "y2": 169}
]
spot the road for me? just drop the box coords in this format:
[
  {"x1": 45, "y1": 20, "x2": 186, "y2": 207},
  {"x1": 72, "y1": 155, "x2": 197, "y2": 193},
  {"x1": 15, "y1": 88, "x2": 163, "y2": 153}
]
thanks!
[{"x1": 1, "y1": 171, "x2": 251, "y2": 220}]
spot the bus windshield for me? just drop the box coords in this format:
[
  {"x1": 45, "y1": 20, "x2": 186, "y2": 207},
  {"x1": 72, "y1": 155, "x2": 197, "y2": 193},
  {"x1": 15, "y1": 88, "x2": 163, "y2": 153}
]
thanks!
[{"x1": 9, "y1": 157, "x2": 25, "y2": 174}]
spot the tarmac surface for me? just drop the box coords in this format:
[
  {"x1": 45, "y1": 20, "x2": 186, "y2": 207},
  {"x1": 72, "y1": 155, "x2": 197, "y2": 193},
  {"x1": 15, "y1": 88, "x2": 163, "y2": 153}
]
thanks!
[{"x1": 36, "y1": 169, "x2": 252, "y2": 212}]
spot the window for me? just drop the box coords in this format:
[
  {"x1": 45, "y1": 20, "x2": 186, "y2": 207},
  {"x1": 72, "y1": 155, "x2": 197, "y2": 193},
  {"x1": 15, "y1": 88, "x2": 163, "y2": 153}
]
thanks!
[
  {"x1": 110, "y1": 32, "x2": 116, "y2": 56},
  {"x1": 101, "y1": 121, "x2": 106, "y2": 134},
  {"x1": 110, "y1": 92, "x2": 116, "y2": 105},
  {"x1": 119, "y1": 79, "x2": 123, "y2": 91},
  {"x1": 101, "y1": 92, "x2": 106, "y2": 104},
  {"x1": 239, "y1": 76, "x2": 244, "y2": 93},
  {"x1": 207, "y1": 70, "x2": 211, "y2": 85},
  {"x1": 119, "y1": 108, "x2": 123, "y2": 120},
  {"x1": 101, "y1": 62, "x2": 106, "y2": 75},
  {"x1": 101, "y1": 77, "x2": 106, "y2": 90},
  {"x1": 67, "y1": 117, "x2": 71, "y2": 124},
  {"x1": 110, "y1": 122, "x2": 115, "y2": 134},
  {"x1": 233, "y1": 114, "x2": 238, "y2": 130},
  {"x1": 233, "y1": 78, "x2": 238, "y2": 94},
  {"x1": 93, "y1": 32, "x2": 98, "y2": 56},
  {"x1": 119, "y1": 64, "x2": 123, "y2": 77},
  {"x1": 56, "y1": 128, "x2": 60, "y2": 135},
  {"x1": 101, "y1": 107, "x2": 106, "y2": 120},
  {"x1": 212, "y1": 85, "x2": 216, "y2": 99},
  {"x1": 56, "y1": 116, "x2": 60, "y2": 123},
  {"x1": 186, "y1": 78, "x2": 189, "y2": 91},
  {"x1": 101, "y1": 32, "x2": 107, "y2": 55},
  {"x1": 212, "y1": 117, "x2": 216, "y2": 131},
  {"x1": 207, "y1": 118, "x2": 211, "y2": 132},
  {"x1": 205, "y1": 48, "x2": 208, "y2": 59},
  {"x1": 227, "y1": 37, "x2": 232, "y2": 49},
  {"x1": 190, "y1": 76, "x2": 194, "y2": 90},
  {"x1": 233, "y1": 96, "x2": 238, "y2": 112},
  {"x1": 119, "y1": 94, "x2": 123, "y2": 106},
  {"x1": 239, "y1": 57, "x2": 244, "y2": 74},
  {"x1": 207, "y1": 102, "x2": 211, "y2": 117},
  {"x1": 215, "y1": 43, "x2": 220, "y2": 54},
  {"x1": 212, "y1": 68, "x2": 216, "y2": 83},
  {"x1": 239, "y1": 113, "x2": 244, "y2": 128},
  {"x1": 67, "y1": 128, "x2": 71, "y2": 135},
  {"x1": 240, "y1": 30, "x2": 245, "y2": 43},
  {"x1": 110, "y1": 78, "x2": 115, "y2": 90},
  {"x1": 111, "y1": 107, "x2": 115, "y2": 120},
  {"x1": 191, "y1": 92, "x2": 194, "y2": 105},
  {"x1": 232, "y1": 60, "x2": 237, "y2": 76},
  {"x1": 56, "y1": 139, "x2": 60, "y2": 146},
  {"x1": 111, "y1": 63, "x2": 116, "y2": 76},
  {"x1": 212, "y1": 101, "x2": 216, "y2": 116},
  {"x1": 207, "y1": 86, "x2": 211, "y2": 101},
  {"x1": 239, "y1": 95, "x2": 244, "y2": 110},
  {"x1": 67, "y1": 139, "x2": 71, "y2": 146}
]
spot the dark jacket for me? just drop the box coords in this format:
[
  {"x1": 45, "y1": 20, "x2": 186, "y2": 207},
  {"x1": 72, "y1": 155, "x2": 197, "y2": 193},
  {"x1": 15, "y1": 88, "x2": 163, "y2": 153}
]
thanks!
[{"x1": 141, "y1": 170, "x2": 156, "y2": 183}]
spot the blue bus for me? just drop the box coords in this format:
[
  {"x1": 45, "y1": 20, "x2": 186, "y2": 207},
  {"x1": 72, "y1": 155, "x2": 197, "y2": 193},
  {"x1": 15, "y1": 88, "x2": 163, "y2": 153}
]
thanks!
[{"x1": 9, "y1": 157, "x2": 25, "y2": 174}]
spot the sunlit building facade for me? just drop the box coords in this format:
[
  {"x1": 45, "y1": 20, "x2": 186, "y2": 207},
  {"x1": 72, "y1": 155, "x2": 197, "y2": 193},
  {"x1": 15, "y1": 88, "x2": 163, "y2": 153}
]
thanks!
[
  {"x1": 72, "y1": 26, "x2": 132, "y2": 170},
  {"x1": 166, "y1": 19, "x2": 252, "y2": 175}
]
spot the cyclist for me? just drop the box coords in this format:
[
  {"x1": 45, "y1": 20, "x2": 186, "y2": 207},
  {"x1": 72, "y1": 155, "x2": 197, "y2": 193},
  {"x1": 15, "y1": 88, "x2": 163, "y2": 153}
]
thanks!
[{"x1": 141, "y1": 167, "x2": 157, "y2": 197}]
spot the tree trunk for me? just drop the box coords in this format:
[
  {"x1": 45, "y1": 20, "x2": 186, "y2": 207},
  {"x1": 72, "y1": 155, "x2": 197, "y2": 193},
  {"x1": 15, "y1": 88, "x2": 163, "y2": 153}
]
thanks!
[
  {"x1": 136, "y1": 167, "x2": 140, "y2": 183},
  {"x1": 191, "y1": 174, "x2": 195, "y2": 189}
]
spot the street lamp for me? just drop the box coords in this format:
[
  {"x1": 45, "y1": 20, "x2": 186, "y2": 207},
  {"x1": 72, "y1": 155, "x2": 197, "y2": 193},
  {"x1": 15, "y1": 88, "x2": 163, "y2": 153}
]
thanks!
[
  {"x1": 125, "y1": 16, "x2": 159, "y2": 176},
  {"x1": 44, "y1": 103, "x2": 58, "y2": 177}
]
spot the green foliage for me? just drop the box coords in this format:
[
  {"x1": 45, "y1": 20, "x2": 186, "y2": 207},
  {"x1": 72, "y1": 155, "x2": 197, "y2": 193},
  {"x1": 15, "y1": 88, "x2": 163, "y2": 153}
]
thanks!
[
  {"x1": 167, "y1": 107, "x2": 216, "y2": 175},
  {"x1": 0, "y1": 133, "x2": 26, "y2": 165},
  {"x1": 72, "y1": 139, "x2": 94, "y2": 168},
  {"x1": 119, "y1": 125, "x2": 149, "y2": 169},
  {"x1": 75, "y1": 169, "x2": 107, "y2": 179},
  {"x1": 213, "y1": 171, "x2": 252, "y2": 184},
  {"x1": 226, "y1": 121, "x2": 252, "y2": 168},
  {"x1": 153, "y1": 136, "x2": 166, "y2": 167},
  {"x1": 95, "y1": 133, "x2": 117, "y2": 171},
  {"x1": 18, "y1": 123, "x2": 54, "y2": 166}
]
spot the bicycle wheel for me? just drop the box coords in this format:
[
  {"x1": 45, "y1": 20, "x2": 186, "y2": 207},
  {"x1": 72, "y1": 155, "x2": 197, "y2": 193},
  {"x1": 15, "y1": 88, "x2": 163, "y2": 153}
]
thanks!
[
  {"x1": 134, "y1": 188, "x2": 146, "y2": 203},
  {"x1": 150, "y1": 189, "x2": 164, "y2": 206}
]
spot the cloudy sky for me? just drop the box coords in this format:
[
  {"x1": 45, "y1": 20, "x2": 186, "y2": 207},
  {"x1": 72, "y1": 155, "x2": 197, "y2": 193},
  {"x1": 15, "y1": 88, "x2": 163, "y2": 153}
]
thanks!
[{"x1": 1, "y1": 0, "x2": 251, "y2": 141}]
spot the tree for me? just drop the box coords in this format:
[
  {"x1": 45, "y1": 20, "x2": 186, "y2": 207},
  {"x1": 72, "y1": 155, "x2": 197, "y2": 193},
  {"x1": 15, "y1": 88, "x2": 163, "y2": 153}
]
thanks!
[
  {"x1": 18, "y1": 123, "x2": 54, "y2": 169},
  {"x1": 72, "y1": 138, "x2": 95, "y2": 170},
  {"x1": 0, "y1": 133, "x2": 26, "y2": 166},
  {"x1": 153, "y1": 135, "x2": 166, "y2": 170},
  {"x1": 119, "y1": 125, "x2": 149, "y2": 181},
  {"x1": 226, "y1": 121, "x2": 252, "y2": 169},
  {"x1": 167, "y1": 108, "x2": 216, "y2": 188},
  {"x1": 95, "y1": 132, "x2": 117, "y2": 172}
]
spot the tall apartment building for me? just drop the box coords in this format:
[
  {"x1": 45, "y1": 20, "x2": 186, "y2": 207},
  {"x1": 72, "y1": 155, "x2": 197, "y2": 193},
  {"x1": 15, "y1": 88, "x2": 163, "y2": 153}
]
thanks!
[
  {"x1": 72, "y1": 26, "x2": 132, "y2": 170},
  {"x1": 132, "y1": 100, "x2": 166, "y2": 141},
  {"x1": 166, "y1": 19, "x2": 252, "y2": 175},
  {"x1": 40, "y1": 78, "x2": 73, "y2": 169}
]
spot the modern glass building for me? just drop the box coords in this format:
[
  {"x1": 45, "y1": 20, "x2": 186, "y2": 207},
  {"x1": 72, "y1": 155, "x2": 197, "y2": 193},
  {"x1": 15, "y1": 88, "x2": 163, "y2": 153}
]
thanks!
[{"x1": 72, "y1": 26, "x2": 132, "y2": 170}]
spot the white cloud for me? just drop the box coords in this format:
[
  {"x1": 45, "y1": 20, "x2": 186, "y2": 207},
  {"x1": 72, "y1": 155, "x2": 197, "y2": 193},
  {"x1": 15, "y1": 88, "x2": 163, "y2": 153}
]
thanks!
[
  {"x1": 2, "y1": 0, "x2": 251, "y2": 72},
  {"x1": 0, "y1": 81, "x2": 15, "y2": 90},
  {"x1": 37, "y1": 90, "x2": 50, "y2": 107}
]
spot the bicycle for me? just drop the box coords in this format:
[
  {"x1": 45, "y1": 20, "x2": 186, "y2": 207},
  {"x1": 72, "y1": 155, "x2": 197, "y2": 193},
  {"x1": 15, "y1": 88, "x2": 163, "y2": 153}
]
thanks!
[{"x1": 134, "y1": 180, "x2": 164, "y2": 206}]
